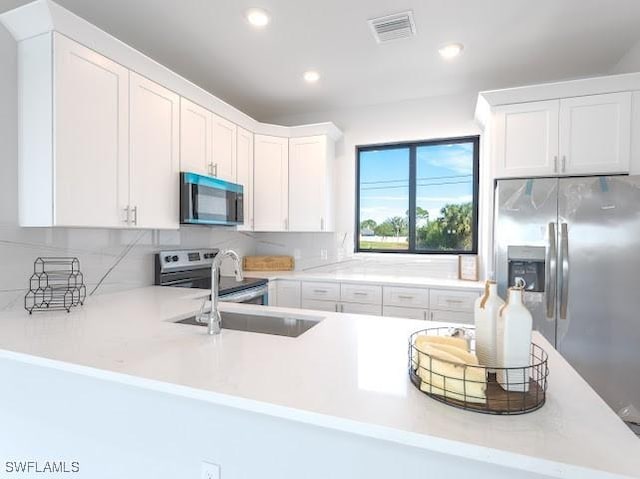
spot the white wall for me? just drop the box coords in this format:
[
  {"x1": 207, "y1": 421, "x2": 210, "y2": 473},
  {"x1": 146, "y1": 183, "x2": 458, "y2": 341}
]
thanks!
[
  {"x1": 0, "y1": 25, "x2": 255, "y2": 311},
  {"x1": 261, "y1": 92, "x2": 484, "y2": 275}
]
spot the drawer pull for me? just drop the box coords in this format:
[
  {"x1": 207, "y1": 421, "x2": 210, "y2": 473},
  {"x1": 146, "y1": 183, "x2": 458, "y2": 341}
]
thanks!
[
  {"x1": 353, "y1": 292, "x2": 368, "y2": 296},
  {"x1": 398, "y1": 295, "x2": 414, "y2": 300},
  {"x1": 445, "y1": 299, "x2": 464, "y2": 303},
  {"x1": 313, "y1": 289, "x2": 329, "y2": 293}
]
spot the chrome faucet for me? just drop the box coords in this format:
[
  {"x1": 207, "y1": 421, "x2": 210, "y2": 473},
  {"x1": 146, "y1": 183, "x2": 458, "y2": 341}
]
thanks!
[{"x1": 207, "y1": 249, "x2": 243, "y2": 335}]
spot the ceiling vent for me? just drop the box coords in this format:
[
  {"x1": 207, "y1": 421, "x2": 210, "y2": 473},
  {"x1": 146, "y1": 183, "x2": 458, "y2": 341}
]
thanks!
[{"x1": 368, "y1": 11, "x2": 416, "y2": 44}]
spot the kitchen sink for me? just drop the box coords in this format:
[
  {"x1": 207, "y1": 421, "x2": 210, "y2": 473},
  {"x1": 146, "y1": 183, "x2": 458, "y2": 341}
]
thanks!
[{"x1": 175, "y1": 311, "x2": 321, "y2": 337}]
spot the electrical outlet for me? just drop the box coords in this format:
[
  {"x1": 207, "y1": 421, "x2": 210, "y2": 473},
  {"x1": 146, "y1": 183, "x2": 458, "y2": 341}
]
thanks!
[{"x1": 201, "y1": 461, "x2": 220, "y2": 479}]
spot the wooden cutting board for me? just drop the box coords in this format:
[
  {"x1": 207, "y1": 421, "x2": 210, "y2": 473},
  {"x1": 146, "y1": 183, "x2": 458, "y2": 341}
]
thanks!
[{"x1": 243, "y1": 255, "x2": 295, "y2": 271}]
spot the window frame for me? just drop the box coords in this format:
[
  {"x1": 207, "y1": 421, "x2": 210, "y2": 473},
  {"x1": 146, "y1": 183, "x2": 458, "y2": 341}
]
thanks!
[{"x1": 354, "y1": 135, "x2": 480, "y2": 255}]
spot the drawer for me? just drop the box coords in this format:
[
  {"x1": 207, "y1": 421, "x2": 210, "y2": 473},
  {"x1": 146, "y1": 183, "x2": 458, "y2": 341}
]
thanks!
[
  {"x1": 429, "y1": 309, "x2": 474, "y2": 325},
  {"x1": 275, "y1": 280, "x2": 301, "y2": 308},
  {"x1": 340, "y1": 283, "x2": 382, "y2": 304},
  {"x1": 301, "y1": 281, "x2": 340, "y2": 301},
  {"x1": 340, "y1": 302, "x2": 382, "y2": 316},
  {"x1": 383, "y1": 305, "x2": 428, "y2": 320},
  {"x1": 383, "y1": 286, "x2": 429, "y2": 308},
  {"x1": 429, "y1": 289, "x2": 479, "y2": 312},
  {"x1": 301, "y1": 298, "x2": 338, "y2": 312}
]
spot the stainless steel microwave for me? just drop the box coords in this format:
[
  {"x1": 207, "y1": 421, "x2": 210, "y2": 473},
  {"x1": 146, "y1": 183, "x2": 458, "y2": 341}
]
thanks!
[{"x1": 180, "y1": 172, "x2": 243, "y2": 226}]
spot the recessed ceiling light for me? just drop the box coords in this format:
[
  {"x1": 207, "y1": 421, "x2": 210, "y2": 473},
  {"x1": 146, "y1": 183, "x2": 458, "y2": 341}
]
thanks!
[
  {"x1": 439, "y1": 43, "x2": 464, "y2": 59},
  {"x1": 303, "y1": 70, "x2": 320, "y2": 83},
  {"x1": 246, "y1": 8, "x2": 270, "y2": 27}
]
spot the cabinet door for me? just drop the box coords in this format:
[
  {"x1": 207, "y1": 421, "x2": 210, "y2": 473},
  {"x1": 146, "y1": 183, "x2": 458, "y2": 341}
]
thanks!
[
  {"x1": 236, "y1": 127, "x2": 254, "y2": 231},
  {"x1": 253, "y1": 135, "x2": 289, "y2": 231},
  {"x1": 275, "y1": 280, "x2": 301, "y2": 308},
  {"x1": 340, "y1": 302, "x2": 382, "y2": 316},
  {"x1": 559, "y1": 93, "x2": 631, "y2": 175},
  {"x1": 129, "y1": 72, "x2": 180, "y2": 229},
  {"x1": 301, "y1": 298, "x2": 338, "y2": 312},
  {"x1": 289, "y1": 135, "x2": 332, "y2": 231},
  {"x1": 493, "y1": 100, "x2": 559, "y2": 178},
  {"x1": 212, "y1": 114, "x2": 237, "y2": 181},
  {"x1": 430, "y1": 309, "x2": 474, "y2": 325},
  {"x1": 383, "y1": 305, "x2": 428, "y2": 320},
  {"x1": 179, "y1": 97, "x2": 212, "y2": 175},
  {"x1": 53, "y1": 33, "x2": 129, "y2": 227}
]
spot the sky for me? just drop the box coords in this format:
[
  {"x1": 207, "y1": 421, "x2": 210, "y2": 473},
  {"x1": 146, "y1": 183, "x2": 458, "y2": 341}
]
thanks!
[{"x1": 359, "y1": 142, "x2": 474, "y2": 225}]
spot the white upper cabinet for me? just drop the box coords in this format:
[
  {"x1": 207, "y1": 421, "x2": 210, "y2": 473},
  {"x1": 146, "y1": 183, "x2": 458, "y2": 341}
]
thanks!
[
  {"x1": 212, "y1": 114, "x2": 237, "y2": 182},
  {"x1": 493, "y1": 100, "x2": 560, "y2": 178},
  {"x1": 236, "y1": 127, "x2": 254, "y2": 231},
  {"x1": 493, "y1": 93, "x2": 632, "y2": 178},
  {"x1": 288, "y1": 135, "x2": 334, "y2": 232},
  {"x1": 559, "y1": 92, "x2": 631, "y2": 175},
  {"x1": 253, "y1": 135, "x2": 289, "y2": 231},
  {"x1": 129, "y1": 72, "x2": 180, "y2": 229},
  {"x1": 53, "y1": 33, "x2": 130, "y2": 228},
  {"x1": 179, "y1": 97, "x2": 212, "y2": 176}
]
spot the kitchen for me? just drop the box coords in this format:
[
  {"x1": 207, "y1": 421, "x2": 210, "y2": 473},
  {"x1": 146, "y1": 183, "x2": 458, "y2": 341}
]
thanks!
[{"x1": 0, "y1": 0, "x2": 639, "y2": 478}]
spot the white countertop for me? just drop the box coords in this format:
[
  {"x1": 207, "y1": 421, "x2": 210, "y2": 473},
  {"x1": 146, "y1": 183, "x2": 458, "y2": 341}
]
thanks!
[
  {"x1": 245, "y1": 270, "x2": 485, "y2": 290},
  {"x1": 0, "y1": 286, "x2": 638, "y2": 479}
]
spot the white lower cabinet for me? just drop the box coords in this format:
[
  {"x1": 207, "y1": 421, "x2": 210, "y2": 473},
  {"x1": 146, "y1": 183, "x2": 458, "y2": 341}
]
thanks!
[
  {"x1": 383, "y1": 286, "x2": 429, "y2": 309},
  {"x1": 429, "y1": 309, "x2": 474, "y2": 325},
  {"x1": 296, "y1": 280, "x2": 480, "y2": 320},
  {"x1": 383, "y1": 306, "x2": 429, "y2": 320},
  {"x1": 341, "y1": 302, "x2": 382, "y2": 316},
  {"x1": 301, "y1": 299, "x2": 339, "y2": 312},
  {"x1": 274, "y1": 280, "x2": 301, "y2": 308}
]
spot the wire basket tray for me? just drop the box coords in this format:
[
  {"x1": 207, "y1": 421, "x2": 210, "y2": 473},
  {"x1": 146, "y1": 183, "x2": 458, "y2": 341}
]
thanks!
[
  {"x1": 24, "y1": 257, "x2": 86, "y2": 314},
  {"x1": 409, "y1": 327, "x2": 548, "y2": 415}
]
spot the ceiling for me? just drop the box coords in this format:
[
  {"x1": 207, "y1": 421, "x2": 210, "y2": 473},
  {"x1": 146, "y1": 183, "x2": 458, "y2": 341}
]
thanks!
[{"x1": 3, "y1": 0, "x2": 640, "y2": 121}]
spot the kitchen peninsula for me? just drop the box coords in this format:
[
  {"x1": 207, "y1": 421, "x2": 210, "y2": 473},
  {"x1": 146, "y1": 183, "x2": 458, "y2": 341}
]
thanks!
[{"x1": 0, "y1": 286, "x2": 638, "y2": 479}]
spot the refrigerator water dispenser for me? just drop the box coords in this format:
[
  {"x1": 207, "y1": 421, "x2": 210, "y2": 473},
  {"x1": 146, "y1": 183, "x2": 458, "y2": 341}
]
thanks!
[{"x1": 507, "y1": 246, "x2": 545, "y2": 292}]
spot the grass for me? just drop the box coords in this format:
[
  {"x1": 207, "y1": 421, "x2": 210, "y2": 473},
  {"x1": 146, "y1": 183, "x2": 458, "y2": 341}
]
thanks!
[{"x1": 359, "y1": 241, "x2": 408, "y2": 250}]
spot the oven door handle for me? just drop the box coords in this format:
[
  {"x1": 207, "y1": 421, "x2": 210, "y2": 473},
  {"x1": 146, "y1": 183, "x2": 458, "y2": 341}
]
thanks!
[{"x1": 219, "y1": 284, "x2": 268, "y2": 303}]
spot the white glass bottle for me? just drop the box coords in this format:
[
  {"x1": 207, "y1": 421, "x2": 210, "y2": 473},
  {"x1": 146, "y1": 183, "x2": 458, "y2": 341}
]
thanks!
[
  {"x1": 496, "y1": 287, "x2": 533, "y2": 392},
  {"x1": 474, "y1": 281, "x2": 504, "y2": 368}
]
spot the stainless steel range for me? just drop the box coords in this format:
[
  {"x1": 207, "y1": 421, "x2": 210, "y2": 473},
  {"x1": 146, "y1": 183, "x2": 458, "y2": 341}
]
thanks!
[{"x1": 154, "y1": 249, "x2": 268, "y2": 305}]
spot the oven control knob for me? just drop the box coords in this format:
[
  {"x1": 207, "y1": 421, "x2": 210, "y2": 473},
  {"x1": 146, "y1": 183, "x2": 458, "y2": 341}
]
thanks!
[
  {"x1": 164, "y1": 255, "x2": 172, "y2": 263},
  {"x1": 172, "y1": 255, "x2": 179, "y2": 262}
]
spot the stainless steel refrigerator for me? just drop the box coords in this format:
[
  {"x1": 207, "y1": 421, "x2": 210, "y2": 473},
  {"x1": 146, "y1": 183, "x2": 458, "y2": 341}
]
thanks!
[{"x1": 494, "y1": 175, "x2": 640, "y2": 429}]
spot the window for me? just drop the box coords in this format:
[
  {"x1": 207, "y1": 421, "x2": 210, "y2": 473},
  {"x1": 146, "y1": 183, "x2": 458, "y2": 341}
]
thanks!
[{"x1": 356, "y1": 136, "x2": 479, "y2": 254}]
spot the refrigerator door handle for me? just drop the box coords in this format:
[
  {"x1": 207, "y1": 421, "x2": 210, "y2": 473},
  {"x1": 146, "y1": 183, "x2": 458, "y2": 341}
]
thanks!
[
  {"x1": 546, "y1": 222, "x2": 557, "y2": 319},
  {"x1": 560, "y1": 223, "x2": 570, "y2": 319}
]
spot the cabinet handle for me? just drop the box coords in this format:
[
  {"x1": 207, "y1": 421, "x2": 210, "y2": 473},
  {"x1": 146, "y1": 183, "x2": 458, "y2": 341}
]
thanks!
[
  {"x1": 553, "y1": 156, "x2": 558, "y2": 173},
  {"x1": 398, "y1": 295, "x2": 414, "y2": 300},
  {"x1": 131, "y1": 206, "x2": 138, "y2": 226},
  {"x1": 445, "y1": 299, "x2": 464, "y2": 304},
  {"x1": 284, "y1": 218, "x2": 288, "y2": 230},
  {"x1": 123, "y1": 206, "x2": 130, "y2": 224},
  {"x1": 353, "y1": 292, "x2": 368, "y2": 296},
  {"x1": 430, "y1": 311, "x2": 434, "y2": 321},
  {"x1": 313, "y1": 289, "x2": 328, "y2": 294},
  {"x1": 562, "y1": 155, "x2": 566, "y2": 173},
  {"x1": 341, "y1": 304, "x2": 344, "y2": 312},
  {"x1": 423, "y1": 311, "x2": 427, "y2": 320},
  {"x1": 213, "y1": 163, "x2": 218, "y2": 177},
  {"x1": 334, "y1": 303, "x2": 338, "y2": 312},
  {"x1": 320, "y1": 217, "x2": 324, "y2": 231}
]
